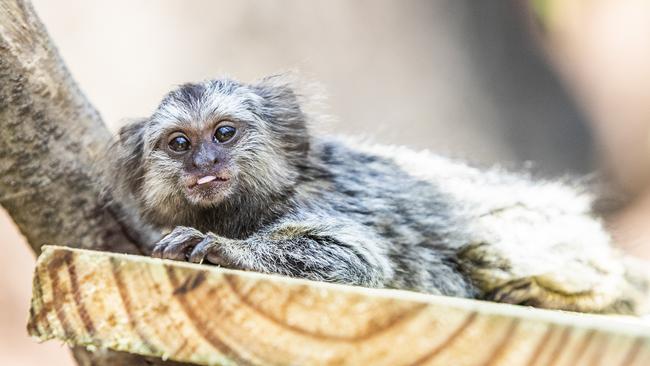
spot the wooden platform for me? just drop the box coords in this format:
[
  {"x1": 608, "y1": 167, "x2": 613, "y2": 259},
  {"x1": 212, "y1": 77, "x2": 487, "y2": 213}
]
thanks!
[{"x1": 28, "y1": 246, "x2": 650, "y2": 365}]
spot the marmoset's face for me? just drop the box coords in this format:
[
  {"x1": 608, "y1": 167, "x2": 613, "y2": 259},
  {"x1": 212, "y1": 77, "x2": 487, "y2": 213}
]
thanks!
[
  {"x1": 137, "y1": 79, "x2": 305, "y2": 211},
  {"x1": 159, "y1": 118, "x2": 243, "y2": 205},
  {"x1": 143, "y1": 85, "x2": 254, "y2": 207}
]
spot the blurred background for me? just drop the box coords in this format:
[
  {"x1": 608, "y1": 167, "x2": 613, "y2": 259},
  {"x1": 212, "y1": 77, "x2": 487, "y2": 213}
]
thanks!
[{"x1": 2, "y1": 0, "x2": 650, "y2": 364}]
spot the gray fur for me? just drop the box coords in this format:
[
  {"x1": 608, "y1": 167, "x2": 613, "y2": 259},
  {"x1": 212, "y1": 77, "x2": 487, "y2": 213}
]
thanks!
[{"x1": 107, "y1": 76, "x2": 642, "y2": 313}]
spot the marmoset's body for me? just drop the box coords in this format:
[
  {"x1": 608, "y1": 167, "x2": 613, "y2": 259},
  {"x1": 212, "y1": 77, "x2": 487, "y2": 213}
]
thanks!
[{"x1": 110, "y1": 76, "x2": 647, "y2": 314}]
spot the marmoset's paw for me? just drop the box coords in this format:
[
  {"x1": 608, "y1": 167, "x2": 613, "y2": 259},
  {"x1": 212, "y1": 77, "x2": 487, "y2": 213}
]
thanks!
[
  {"x1": 459, "y1": 241, "x2": 632, "y2": 314},
  {"x1": 483, "y1": 276, "x2": 620, "y2": 313},
  {"x1": 186, "y1": 234, "x2": 229, "y2": 265},
  {"x1": 152, "y1": 226, "x2": 206, "y2": 261},
  {"x1": 151, "y1": 226, "x2": 233, "y2": 266}
]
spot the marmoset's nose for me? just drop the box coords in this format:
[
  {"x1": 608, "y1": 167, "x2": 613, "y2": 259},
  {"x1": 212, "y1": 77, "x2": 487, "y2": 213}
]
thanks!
[{"x1": 192, "y1": 143, "x2": 219, "y2": 169}]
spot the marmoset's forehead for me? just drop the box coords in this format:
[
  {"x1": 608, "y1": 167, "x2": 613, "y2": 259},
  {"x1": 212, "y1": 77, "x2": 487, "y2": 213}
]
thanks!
[{"x1": 150, "y1": 79, "x2": 263, "y2": 131}]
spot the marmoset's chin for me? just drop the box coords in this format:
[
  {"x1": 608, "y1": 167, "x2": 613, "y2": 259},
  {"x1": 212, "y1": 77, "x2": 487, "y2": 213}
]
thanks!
[{"x1": 184, "y1": 178, "x2": 234, "y2": 206}]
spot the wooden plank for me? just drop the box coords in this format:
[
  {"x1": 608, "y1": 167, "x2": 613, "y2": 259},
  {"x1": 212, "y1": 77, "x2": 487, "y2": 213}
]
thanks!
[{"x1": 28, "y1": 245, "x2": 650, "y2": 366}]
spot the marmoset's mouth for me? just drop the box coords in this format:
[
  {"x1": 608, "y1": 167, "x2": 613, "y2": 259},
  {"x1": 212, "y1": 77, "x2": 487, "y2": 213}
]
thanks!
[
  {"x1": 184, "y1": 173, "x2": 233, "y2": 205},
  {"x1": 187, "y1": 174, "x2": 229, "y2": 189}
]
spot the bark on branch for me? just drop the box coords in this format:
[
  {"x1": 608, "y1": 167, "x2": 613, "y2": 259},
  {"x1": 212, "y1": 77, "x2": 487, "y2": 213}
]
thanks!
[
  {"x1": 0, "y1": 0, "x2": 139, "y2": 255},
  {"x1": 0, "y1": 1, "x2": 175, "y2": 364}
]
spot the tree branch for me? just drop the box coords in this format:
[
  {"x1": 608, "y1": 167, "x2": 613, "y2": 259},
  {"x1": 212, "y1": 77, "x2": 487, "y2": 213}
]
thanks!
[
  {"x1": 0, "y1": 1, "x2": 176, "y2": 364},
  {"x1": 0, "y1": 0, "x2": 139, "y2": 255}
]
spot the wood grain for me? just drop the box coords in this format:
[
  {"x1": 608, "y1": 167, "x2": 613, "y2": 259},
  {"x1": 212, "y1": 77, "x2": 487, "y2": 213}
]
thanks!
[{"x1": 28, "y1": 246, "x2": 650, "y2": 366}]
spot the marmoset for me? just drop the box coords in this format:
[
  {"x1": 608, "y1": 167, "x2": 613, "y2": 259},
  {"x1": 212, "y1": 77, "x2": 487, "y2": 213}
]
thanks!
[{"x1": 108, "y1": 76, "x2": 648, "y2": 315}]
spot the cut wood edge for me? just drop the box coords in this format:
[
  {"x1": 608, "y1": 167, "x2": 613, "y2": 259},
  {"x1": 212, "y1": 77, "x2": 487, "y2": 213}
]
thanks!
[{"x1": 28, "y1": 245, "x2": 650, "y2": 365}]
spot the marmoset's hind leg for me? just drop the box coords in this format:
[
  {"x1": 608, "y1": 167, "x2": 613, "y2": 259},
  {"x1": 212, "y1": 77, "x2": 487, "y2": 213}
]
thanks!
[{"x1": 456, "y1": 204, "x2": 650, "y2": 315}]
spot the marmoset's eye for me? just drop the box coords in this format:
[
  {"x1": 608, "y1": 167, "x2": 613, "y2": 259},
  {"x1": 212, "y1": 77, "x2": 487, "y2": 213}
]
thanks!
[
  {"x1": 168, "y1": 134, "x2": 191, "y2": 152},
  {"x1": 214, "y1": 125, "x2": 236, "y2": 143}
]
